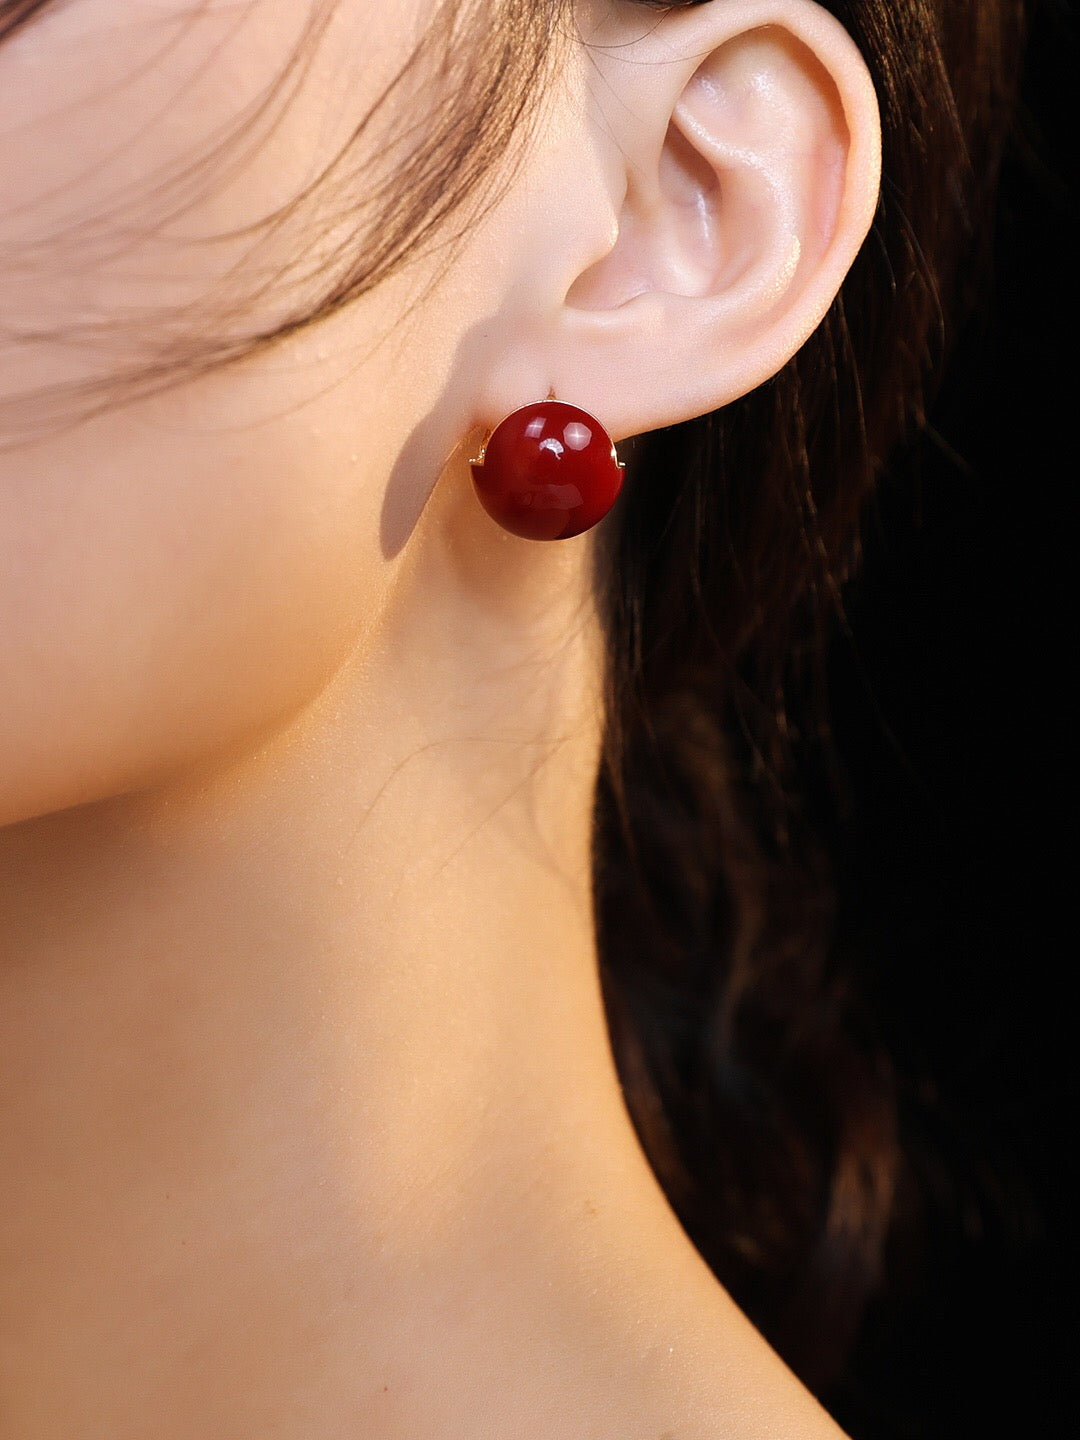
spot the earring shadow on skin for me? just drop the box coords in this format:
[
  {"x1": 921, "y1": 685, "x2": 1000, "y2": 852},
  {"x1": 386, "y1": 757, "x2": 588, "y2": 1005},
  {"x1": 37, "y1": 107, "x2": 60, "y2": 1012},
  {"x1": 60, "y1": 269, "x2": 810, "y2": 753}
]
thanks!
[{"x1": 379, "y1": 305, "x2": 514, "y2": 561}]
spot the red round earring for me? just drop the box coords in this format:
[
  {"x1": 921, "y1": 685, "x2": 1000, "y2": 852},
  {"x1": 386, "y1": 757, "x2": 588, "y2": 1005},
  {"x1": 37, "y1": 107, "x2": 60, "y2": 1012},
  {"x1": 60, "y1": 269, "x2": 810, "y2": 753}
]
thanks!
[{"x1": 469, "y1": 397, "x2": 625, "y2": 541}]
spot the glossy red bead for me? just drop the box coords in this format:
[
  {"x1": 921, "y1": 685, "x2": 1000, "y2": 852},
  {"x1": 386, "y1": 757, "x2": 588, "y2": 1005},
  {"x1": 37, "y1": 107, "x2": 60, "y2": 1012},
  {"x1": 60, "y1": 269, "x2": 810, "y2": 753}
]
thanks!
[{"x1": 470, "y1": 400, "x2": 624, "y2": 541}]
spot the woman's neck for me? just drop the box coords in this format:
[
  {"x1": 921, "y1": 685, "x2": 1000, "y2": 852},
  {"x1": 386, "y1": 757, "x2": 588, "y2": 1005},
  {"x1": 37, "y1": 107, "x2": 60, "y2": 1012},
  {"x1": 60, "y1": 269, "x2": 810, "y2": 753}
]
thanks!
[{"x1": 0, "y1": 465, "x2": 843, "y2": 1438}]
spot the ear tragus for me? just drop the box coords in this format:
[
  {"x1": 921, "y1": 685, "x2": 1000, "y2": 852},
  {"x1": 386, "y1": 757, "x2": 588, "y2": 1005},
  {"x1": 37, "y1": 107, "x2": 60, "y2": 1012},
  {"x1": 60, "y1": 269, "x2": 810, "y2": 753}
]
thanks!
[{"x1": 565, "y1": 113, "x2": 724, "y2": 309}]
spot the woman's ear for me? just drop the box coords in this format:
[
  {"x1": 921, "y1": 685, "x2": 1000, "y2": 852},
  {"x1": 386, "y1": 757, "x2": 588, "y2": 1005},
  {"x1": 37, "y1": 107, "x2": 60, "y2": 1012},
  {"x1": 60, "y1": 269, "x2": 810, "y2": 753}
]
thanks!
[{"x1": 476, "y1": 0, "x2": 880, "y2": 440}]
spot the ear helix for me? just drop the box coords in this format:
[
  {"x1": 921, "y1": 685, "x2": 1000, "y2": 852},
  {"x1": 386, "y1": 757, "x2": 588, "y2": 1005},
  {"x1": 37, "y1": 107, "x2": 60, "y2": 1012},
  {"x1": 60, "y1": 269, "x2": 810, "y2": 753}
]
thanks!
[{"x1": 469, "y1": 395, "x2": 624, "y2": 541}]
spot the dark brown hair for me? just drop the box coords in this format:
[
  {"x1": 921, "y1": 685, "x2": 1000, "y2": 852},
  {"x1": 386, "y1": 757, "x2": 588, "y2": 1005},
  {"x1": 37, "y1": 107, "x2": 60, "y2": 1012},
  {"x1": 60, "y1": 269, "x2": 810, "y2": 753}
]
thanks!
[
  {"x1": 593, "y1": 0, "x2": 1025, "y2": 1390},
  {"x1": 0, "y1": 0, "x2": 1026, "y2": 1394}
]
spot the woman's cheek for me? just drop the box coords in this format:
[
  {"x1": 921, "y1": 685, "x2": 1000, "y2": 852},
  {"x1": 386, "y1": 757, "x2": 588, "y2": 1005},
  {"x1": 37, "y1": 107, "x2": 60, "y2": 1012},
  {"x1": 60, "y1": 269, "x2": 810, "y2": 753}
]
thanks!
[{"x1": 0, "y1": 386, "x2": 381, "y2": 827}]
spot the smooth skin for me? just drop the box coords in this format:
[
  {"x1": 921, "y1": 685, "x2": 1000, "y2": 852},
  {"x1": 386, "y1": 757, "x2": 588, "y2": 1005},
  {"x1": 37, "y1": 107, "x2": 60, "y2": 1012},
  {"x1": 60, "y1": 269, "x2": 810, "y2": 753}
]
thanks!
[{"x1": 0, "y1": 2, "x2": 880, "y2": 1436}]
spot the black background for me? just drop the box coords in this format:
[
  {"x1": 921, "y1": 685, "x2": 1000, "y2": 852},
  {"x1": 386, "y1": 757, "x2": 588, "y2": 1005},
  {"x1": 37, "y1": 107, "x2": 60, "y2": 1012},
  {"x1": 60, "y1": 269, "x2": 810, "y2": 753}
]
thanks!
[{"x1": 822, "y1": 2, "x2": 1076, "y2": 1434}]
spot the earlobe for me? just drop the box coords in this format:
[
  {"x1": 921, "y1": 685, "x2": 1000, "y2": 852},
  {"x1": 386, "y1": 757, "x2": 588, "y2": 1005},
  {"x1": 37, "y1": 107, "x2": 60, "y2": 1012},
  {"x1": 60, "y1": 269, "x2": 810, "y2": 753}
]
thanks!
[{"x1": 546, "y1": 0, "x2": 881, "y2": 440}]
